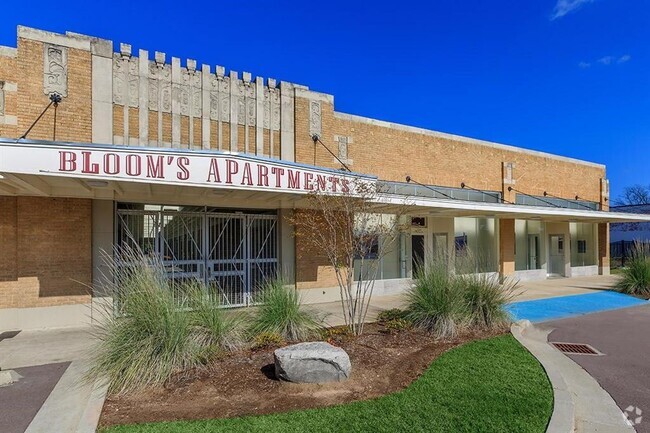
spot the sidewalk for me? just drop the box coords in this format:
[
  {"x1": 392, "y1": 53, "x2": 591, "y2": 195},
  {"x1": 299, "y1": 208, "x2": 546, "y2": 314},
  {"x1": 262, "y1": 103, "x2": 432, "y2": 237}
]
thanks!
[
  {"x1": 0, "y1": 327, "x2": 106, "y2": 433},
  {"x1": 311, "y1": 275, "x2": 623, "y2": 327}
]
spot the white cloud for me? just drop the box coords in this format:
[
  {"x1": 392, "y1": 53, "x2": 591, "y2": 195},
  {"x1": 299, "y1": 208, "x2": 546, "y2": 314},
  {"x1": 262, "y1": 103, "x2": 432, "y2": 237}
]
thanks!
[
  {"x1": 618, "y1": 54, "x2": 632, "y2": 64},
  {"x1": 580, "y1": 54, "x2": 631, "y2": 68},
  {"x1": 598, "y1": 56, "x2": 614, "y2": 65},
  {"x1": 551, "y1": 0, "x2": 595, "y2": 20}
]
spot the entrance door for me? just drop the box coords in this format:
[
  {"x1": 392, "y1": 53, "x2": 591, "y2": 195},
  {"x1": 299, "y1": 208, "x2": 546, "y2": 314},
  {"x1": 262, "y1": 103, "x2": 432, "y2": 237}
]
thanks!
[
  {"x1": 412, "y1": 235, "x2": 425, "y2": 277},
  {"x1": 548, "y1": 235, "x2": 565, "y2": 277},
  {"x1": 527, "y1": 234, "x2": 540, "y2": 270},
  {"x1": 116, "y1": 207, "x2": 278, "y2": 307}
]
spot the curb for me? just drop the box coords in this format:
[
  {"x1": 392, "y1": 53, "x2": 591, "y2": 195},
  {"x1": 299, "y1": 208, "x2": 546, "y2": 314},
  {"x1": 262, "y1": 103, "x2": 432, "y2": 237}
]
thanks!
[
  {"x1": 76, "y1": 378, "x2": 108, "y2": 433},
  {"x1": 511, "y1": 320, "x2": 634, "y2": 433},
  {"x1": 511, "y1": 320, "x2": 575, "y2": 433}
]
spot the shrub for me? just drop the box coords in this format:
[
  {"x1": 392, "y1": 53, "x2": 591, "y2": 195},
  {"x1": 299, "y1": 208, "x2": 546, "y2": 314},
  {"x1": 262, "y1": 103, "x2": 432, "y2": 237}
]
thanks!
[
  {"x1": 252, "y1": 332, "x2": 285, "y2": 349},
  {"x1": 88, "y1": 252, "x2": 201, "y2": 395},
  {"x1": 459, "y1": 273, "x2": 516, "y2": 330},
  {"x1": 376, "y1": 308, "x2": 407, "y2": 324},
  {"x1": 383, "y1": 317, "x2": 412, "y2": 333},
  {"x1": 88, "y1": 248, "x2": 248, "y2": 394},
  {"x1": 186, "y1": 282, "x2": 247, "y2": 357},
  {"x1": 322, "y1": 326, "x2": 354, "y2": 345},
  {"x1": 251, "y1": 279, "x2": 323, "y2": 341},
  {"x1": 404, "y1": 261, "x2": 468, "y2": 339},
  {"x1": 618, "y1": 242, "x2": 650, "y2": 297}
]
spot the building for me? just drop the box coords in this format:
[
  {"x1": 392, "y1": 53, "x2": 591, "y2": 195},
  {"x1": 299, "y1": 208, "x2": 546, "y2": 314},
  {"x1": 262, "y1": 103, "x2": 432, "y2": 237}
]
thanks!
[
  {"x1": 610, "y1": 205, "x2": 650, "y2": 243},
  {"x1": 1, "y1": 26, "x2": 649, "y2": 330},
  {"x1": 609, "y1": 204, "x2": 650, "y2": 268}
]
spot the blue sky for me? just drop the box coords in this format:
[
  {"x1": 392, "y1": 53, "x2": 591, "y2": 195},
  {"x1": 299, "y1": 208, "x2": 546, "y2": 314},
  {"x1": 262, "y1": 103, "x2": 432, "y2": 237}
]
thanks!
[{"x1": 1, "y1": 0, "x2": 648, "y2": 200}]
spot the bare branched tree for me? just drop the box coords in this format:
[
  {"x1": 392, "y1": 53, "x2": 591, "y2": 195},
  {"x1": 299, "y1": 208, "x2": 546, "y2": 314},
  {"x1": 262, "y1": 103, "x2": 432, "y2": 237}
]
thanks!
[
  {"x1": 288, "y1": 179, "x2": 409, "y2": 335},
  {"x1": 614, "y1": 185, "x2": 650, "y2": 206}
]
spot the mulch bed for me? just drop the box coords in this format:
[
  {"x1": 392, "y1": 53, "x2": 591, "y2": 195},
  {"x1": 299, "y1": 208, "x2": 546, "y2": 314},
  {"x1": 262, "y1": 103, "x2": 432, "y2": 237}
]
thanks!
[{"x1": 99, "y1": 324, "x2": 505, "y2": 427}]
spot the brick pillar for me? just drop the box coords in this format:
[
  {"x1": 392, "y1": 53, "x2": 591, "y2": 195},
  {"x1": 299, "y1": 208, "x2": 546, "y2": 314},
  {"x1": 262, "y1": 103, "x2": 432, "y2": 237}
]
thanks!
[
  {"x1": 598, "y1": 222, "x2": 610, "y2": 275},
  {"x1": 499, "y1": 218, "x2": 515, "y2": 279},
  {"x1": 598, "y1": 178, "x2": 610, "y2": 275}
]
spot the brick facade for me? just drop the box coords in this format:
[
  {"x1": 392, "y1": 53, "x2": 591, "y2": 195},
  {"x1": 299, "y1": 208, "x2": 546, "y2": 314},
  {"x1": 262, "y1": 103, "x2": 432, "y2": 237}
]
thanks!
[
  {"x1": 0, "y1": 26, "x2": 613, "y2": 308},
  {"x1": 0, "y1": 197, "x2": 92, "y2": 308}
]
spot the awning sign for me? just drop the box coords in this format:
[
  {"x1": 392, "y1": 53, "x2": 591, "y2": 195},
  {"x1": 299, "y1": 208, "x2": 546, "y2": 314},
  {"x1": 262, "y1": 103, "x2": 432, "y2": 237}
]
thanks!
[{"x1": 0, "y1": 141, "x2": 372, "y2": 195}]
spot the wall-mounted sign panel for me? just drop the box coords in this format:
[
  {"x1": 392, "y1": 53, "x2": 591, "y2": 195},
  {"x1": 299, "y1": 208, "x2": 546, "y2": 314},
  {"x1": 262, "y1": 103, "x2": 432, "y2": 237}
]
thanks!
[{"x1": 0, "y1": 140, "x2": 374, "y2": 195}]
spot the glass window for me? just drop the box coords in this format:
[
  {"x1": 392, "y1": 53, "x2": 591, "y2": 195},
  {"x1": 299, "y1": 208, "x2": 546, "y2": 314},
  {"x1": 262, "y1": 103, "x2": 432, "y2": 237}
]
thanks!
[
  {"x1": 354, "y1": 214, "x2": 402, "y2": 280},
  {"x1": 515, "y1": 220, "x2": 545, "y2": 271},
  {"x1": 570, "y1": 222, "x2": 597, "y2": 266},
  {"x1": 454, "y1": 217, "x2": 497, "y2": 273}
]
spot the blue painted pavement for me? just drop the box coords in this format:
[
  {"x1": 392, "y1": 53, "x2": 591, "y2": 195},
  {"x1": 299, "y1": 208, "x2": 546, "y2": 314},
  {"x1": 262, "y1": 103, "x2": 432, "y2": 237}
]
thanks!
[{"x1": 507, "y1": 291, "x2": 648, "y2": 323}]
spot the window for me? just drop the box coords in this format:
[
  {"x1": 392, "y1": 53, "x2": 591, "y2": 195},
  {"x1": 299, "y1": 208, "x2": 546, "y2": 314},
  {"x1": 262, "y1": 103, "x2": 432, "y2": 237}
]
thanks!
[
  {"x1": 570, "y1": 222, "x2": 597, "y2": 266},
  {"x1": 354, "y1": 234, "x2": 379, "y2": 260},
  {"x1": 577, "y1": 240, "x2": 587, "y2": 254},
  {"x1": 411, "y1": 217, "x2": 427, "y2": 227},
  {"x1": 455, "y1": 234, "x2": 468, "y2": 253}
]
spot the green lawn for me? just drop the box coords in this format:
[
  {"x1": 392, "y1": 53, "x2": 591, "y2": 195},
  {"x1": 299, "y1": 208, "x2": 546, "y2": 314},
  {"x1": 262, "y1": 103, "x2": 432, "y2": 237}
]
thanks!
[{"x1": 102, "y1": 335, "x2": 552, "y2": 433}]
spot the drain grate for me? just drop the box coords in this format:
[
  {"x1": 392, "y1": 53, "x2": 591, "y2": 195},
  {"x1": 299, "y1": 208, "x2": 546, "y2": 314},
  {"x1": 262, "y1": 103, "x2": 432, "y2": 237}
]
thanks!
[{"x1": 552, "y1": 342, "x2": 602, "y2": 355}]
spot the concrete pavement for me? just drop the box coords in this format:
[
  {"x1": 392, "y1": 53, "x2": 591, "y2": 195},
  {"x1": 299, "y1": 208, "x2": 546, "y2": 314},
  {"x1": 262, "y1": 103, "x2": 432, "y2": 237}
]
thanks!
[
  {"x1": 0, "y1": 327, "x2": 106, "y2": 433},
  {"x1": 313, "y1": 275, "x2": 624, "y2": 327},
  {"x1": 545, "y1": 305, "x2": 650, "y2": 432}
]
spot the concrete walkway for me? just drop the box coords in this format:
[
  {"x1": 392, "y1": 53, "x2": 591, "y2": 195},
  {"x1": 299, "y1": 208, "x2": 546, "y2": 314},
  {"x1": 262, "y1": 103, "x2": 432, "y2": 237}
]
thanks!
[
  {"x1": 313, "y1": 275, "x2": 623, "y2": 327},
  {"x1": 0, "y1": 327, "x2": 105, "y2": 433}
]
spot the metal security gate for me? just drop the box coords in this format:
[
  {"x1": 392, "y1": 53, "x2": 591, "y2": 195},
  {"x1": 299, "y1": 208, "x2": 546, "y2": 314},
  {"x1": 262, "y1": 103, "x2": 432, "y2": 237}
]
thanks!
[{"x1": 116, "y1": 205, "x2": 278, "y2": 306}]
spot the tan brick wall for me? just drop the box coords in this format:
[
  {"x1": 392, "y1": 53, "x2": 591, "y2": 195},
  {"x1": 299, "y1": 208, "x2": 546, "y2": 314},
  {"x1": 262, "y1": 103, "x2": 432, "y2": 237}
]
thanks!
[
  {"x1": 598, "y1": 222, "x2": 610, "y2": 272},
  {"x1": 0, "y1": 34, "x2": 93, "y2": 309},
  {"x1": 0, "y1": 197, "x2": 92, "y2": 308},
  {"x1": 293, "y1": 96, "x2": 607, "y2": 288},
  {"x1": 0, "y1": 52, "x2": 18, "y2": 138},
  {"x1": 14, "y1": 38, "x2": 91, "y2": 142},
  {"x1": 293, "y1": 209, "x2": 340, "y2": 290},
  {"x1": 0, "y1": 197, "x2": 17, "y2": 281},
  {"x1": 499, "y1": 219, "x2": 515, "y2": 276},
  {"x1": 294, "y1": 97, "x2": 605, "y2": 203}
]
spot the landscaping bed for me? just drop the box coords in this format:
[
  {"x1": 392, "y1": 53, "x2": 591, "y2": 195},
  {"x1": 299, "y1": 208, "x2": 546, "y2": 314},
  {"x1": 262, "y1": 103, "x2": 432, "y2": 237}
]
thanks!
[
  {"x1": 100, "y1": 325, "x2": 504, "y2": 427},
  {"x1": 100, "y1": 333, "x2": 552, "y2": 433}
]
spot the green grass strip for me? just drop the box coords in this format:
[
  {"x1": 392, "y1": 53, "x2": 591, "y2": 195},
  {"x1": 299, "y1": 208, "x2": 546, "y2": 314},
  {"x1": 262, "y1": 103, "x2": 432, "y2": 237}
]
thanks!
[{"x1": 102, "y1": 335, "x2": 552, "y2": 433}]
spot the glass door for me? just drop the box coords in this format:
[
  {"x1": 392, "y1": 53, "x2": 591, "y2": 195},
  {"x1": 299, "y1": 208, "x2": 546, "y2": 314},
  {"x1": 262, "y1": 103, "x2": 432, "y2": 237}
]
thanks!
[
  {"x1": 548, "y1": 235, "x2": 565, "y2": 276},
  {"x1": 527, "y1": 234, "x2": 540, "y2": 270},
  {"x1": 411, "y1": 235, "x2": 425, "y2": 277}
]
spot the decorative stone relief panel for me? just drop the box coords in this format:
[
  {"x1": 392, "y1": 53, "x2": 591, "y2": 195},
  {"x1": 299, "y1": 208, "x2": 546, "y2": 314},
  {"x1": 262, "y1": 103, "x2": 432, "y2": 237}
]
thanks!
[
  {"x1": 235, "y1": 80, "x2": 246, "y2": 124},
  {"x1": 244, "y1": 83, "x2": 256, "y2": 126},
  {"x1": 337, "y1": 136, "x2": 348, "y2": 160},
  {"x1": 109, "y1": 48, "x2": 294, "y2": 155},
  {"x1": 180, "y1": 68, "x2": 201, "y2": 116},
  {"x1": 503, "y1": 162, "x2": 515, "y2": 185},
  {"x1": 112, "y1": 54, "x2": 139, "y2": 107},
  {"x1": 263, "y1": 87, "x2": 281, "y2": 131},
  {"x1": 334, "y1": 135, "x2": 353, "y2": 164},
  {"x1": 43, "y1": 44, "x2": 67, "y2": 97},
  {"x1": 209, "y1": 75, "x2": 231, "y2": 121},
  {"x1": 148, "y1": 62, "x2": 172, "y2": 112},
  {"x1": 309, "y1": 100, "x2": 322, "y2": 137}
]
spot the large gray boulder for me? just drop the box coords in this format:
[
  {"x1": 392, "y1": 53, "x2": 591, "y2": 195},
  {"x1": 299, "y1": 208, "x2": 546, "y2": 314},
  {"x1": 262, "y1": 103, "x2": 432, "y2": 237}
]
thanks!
[{"x1": 274, "y1": 342, "x2": 351, "y2": 383}]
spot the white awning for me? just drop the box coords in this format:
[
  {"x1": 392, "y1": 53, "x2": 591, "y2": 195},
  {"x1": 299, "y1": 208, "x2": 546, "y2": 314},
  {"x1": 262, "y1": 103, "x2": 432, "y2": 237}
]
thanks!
[
  {"x1": 1, "y1": 138, "x2": 649, "y2": 223},
  {"x1": 0, "y1": 138, "x2": 371, "y2": 207},
  {"x1": 375, "y1": 195, "x2": 650, "y2": 223}
]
